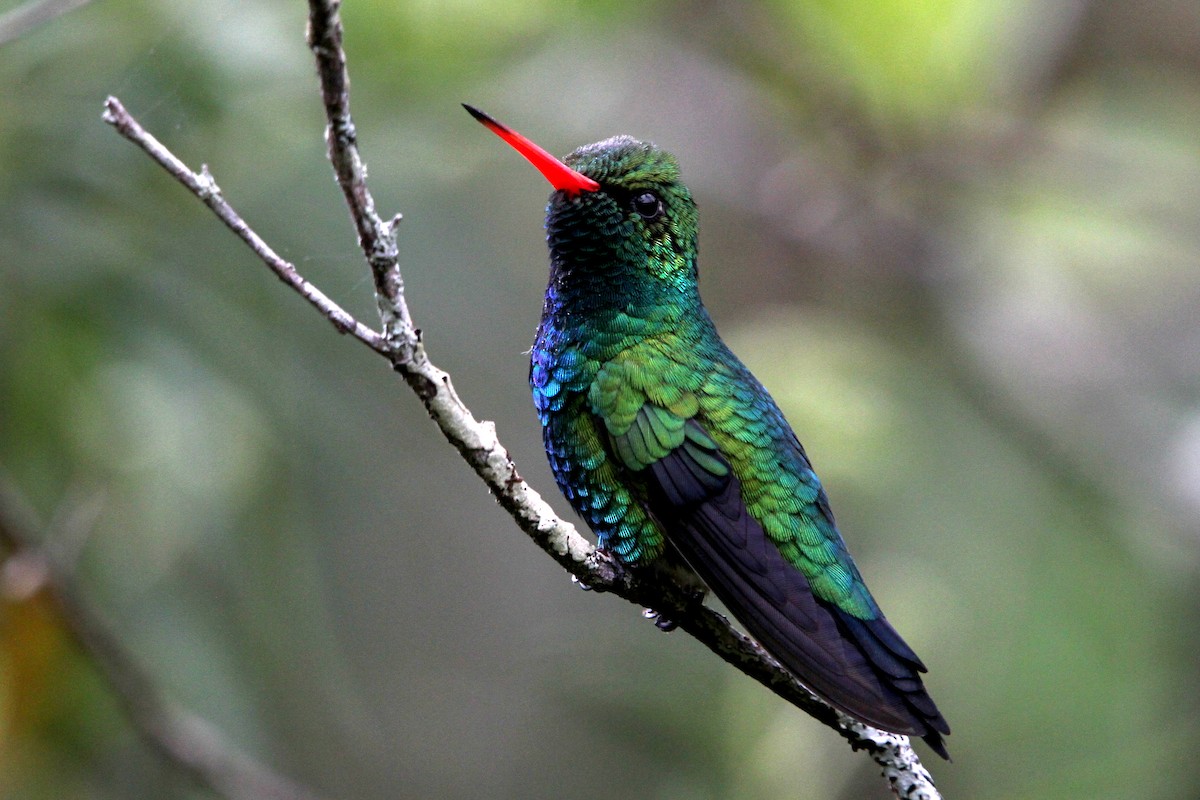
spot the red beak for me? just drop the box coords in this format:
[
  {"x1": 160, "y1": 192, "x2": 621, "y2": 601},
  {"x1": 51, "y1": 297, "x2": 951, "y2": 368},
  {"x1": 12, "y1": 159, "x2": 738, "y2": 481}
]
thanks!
[{"x1": 464, "y1": 104, "x2": 600, "y2": 195}]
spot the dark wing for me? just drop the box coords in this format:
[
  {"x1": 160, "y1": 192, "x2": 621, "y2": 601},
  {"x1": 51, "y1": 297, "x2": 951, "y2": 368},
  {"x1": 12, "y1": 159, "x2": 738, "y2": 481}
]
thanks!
[{"x1": 621, "y1": 406, "x2": 949, "y2": 757}]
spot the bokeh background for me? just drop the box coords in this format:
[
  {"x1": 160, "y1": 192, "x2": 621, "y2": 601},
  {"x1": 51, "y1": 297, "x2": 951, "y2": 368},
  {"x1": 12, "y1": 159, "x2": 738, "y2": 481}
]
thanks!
[{"x1": 2, "y1": 0, "x2": 1199, "y2": 798}]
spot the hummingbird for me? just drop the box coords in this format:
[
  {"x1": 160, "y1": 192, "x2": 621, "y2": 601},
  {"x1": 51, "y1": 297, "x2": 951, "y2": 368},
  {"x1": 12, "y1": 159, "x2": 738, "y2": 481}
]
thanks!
[{"x1": 465, "y1": 105, "x2": 950, "y2": 759}]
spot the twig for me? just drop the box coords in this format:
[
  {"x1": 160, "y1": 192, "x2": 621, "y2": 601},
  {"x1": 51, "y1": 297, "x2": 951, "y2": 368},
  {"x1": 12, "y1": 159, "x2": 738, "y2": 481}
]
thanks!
[
  {"x1": 101, "y1": 97, "x2": 385, "y2": 355},
  {"x1": 0, "y1": 0, "x2": 94, "y2": 45},
  {"x1": 306, "y1": 2, "x2": 408, "y2": 336},
  {"x1": 100, "y1": 1, "x2": 944, "y2": 796},
  {"x1": 0, "y1": 474, "x2": 330, "y2": 800}
]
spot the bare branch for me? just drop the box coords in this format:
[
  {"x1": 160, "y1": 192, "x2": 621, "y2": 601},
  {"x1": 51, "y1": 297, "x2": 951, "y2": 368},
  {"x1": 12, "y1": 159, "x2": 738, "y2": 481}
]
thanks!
[
  {"x1": 0, "y1": 0, "x2": 94, "y2": 45},
  {"x1": 102, "y1": 97, "x2": 386, "y2": 355},
  {"x1": 0, "y1": 473, "x2": 331, "y2": 800},
  {"x1": 306, "y1": 0, "x2": 409, "y2": 336},
  {"x1": 98, "y1": 2, "x2": 944, "y2": 796}
]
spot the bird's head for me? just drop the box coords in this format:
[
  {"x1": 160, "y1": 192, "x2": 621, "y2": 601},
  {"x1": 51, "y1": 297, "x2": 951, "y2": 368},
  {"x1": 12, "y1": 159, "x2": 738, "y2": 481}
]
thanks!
[{"x1": 465, "y1": 105, "x2": 699, "y2": 296}]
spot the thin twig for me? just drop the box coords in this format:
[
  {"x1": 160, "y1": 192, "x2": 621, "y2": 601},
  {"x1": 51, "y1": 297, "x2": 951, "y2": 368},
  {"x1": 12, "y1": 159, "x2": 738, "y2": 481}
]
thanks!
[
  {"x1": 0, "y1": 0, "x2": 94, "y2": 45},
  {"x1": 0, "y1": 474, "x2": 331, "y2": 800},
  {"x1": 99, "y1": 2, "x2": 943, "y2": 795},
  {"x1": 101, "y1": 97, "x2": 386, "y2": 355},
  {"x1": 306, "y1": 1, "x2": 408, "y2": 336}
]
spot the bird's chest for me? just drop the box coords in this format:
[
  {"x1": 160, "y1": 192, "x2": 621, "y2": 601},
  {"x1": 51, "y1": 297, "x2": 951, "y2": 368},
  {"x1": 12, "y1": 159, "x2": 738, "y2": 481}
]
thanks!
[
  {"x1": 529, "y1": 319, "x2": 593, "y2": 425},
  {"x1": 530, "y1": 304, "x2": 659, "y2": 421},
  {"x1": 529, "y1": 312, "x2": 671, "y2": 566}
]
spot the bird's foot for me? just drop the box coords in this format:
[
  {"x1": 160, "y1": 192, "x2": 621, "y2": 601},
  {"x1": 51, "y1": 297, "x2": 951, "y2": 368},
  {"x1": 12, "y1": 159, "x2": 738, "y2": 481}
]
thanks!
[
  {"x1": 577, "y1": 547, "x2": 627, "y2": 593},
  {"x1": 641, "y1": 608, "x2": 678, "y2": 632}
]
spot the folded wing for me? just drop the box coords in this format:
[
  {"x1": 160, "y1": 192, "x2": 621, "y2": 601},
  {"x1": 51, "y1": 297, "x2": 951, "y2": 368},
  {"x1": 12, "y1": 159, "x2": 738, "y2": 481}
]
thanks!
[{"x1": 615, "y1": 404, "x2": 949, "y2": 757}]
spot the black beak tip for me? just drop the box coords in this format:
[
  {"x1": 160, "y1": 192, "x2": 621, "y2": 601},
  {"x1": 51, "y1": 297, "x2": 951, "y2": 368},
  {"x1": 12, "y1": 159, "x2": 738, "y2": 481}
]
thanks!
[{"x1": 462, "y1": 103, "x2": 500, "y2": 129}]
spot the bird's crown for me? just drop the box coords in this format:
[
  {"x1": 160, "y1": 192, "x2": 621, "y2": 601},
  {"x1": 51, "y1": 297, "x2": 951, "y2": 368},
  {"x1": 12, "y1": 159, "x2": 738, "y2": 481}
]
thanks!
[{"x1": 563, "y1": 136, "x2": 682, "y2": 190}]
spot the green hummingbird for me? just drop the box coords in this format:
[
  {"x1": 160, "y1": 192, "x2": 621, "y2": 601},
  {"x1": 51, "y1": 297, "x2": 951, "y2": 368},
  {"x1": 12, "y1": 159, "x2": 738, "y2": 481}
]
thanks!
[{"x1": 465, "y1": 105, "x2": 949, "y2": 758}]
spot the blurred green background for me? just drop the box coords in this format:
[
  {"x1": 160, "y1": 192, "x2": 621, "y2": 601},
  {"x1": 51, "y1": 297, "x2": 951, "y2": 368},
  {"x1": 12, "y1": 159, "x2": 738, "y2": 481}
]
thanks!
[{"x1": 2, "y1": 0, "x2": 1199, "y2": 798}]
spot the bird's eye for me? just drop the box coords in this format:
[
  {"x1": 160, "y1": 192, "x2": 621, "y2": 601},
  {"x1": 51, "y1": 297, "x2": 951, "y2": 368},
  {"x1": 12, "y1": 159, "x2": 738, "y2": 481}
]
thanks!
[{"x1": 631, "y1": 192, "x2": 663, "y2": 220}]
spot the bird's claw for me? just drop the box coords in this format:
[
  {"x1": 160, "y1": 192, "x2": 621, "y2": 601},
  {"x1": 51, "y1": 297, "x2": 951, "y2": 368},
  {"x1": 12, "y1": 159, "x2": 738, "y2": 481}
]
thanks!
[
  {"x1": 642, "y1": 608, "x2": 678, "y2": 632},
  {"x1": 572, "y1": 574, "x2": 593, "y2": 591}
]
